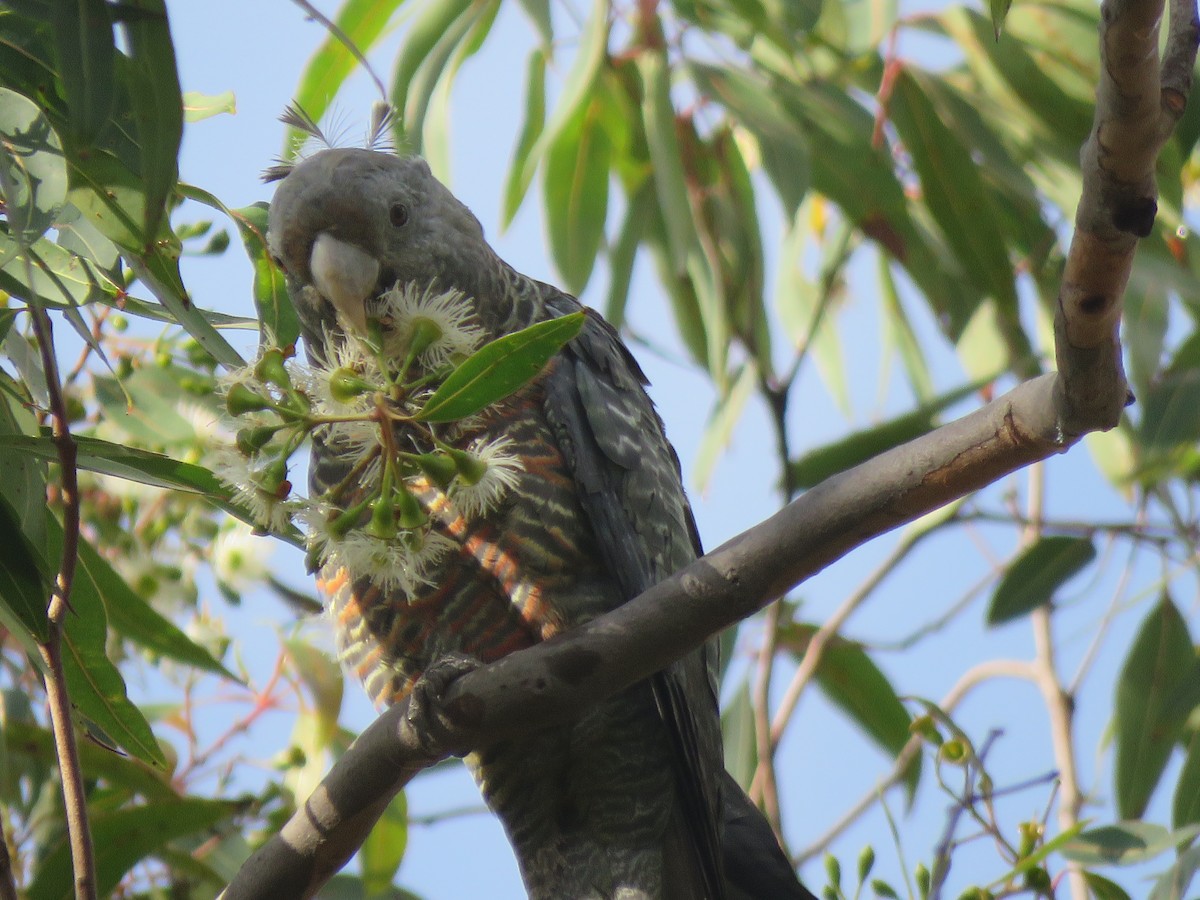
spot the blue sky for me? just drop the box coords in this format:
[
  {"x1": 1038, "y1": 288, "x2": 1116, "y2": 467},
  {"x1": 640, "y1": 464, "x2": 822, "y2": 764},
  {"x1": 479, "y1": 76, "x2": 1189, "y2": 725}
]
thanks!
[{"x1": 161, "y1": 1, "x2": 1183, "y2": 897}]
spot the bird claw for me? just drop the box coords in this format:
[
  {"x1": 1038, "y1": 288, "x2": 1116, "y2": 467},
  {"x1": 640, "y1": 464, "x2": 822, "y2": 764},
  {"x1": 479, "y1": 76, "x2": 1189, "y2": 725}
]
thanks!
[{"x1": 406, "y1": 652, "x2": 482, "y2": 759}]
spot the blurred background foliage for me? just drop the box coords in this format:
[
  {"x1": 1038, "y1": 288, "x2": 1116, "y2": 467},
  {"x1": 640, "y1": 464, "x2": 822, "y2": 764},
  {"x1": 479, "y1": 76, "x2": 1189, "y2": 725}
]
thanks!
[{"x1": 1, "y1": 0, "x2": 1200, "y2": 897}]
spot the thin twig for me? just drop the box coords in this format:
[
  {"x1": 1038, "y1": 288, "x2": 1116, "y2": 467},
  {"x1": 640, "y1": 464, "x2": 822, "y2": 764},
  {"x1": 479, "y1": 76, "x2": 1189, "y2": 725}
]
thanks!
[
  {"x1": 746, "y1": 376, "x2": 797, "y2": 837},
  {"x1": 0, "y1": 812, "x2": 19, "y2": 900},
  {"x1": 795, "y1": 658, "x2": 1034, "y2": 864},
  {"x1": 1024, "y1": 463, "x2": 1086, "y2": 900},
  {"x1": 27, "y1": 304, "x2": 95, "y2": 900},
  {"x1": 750, "y1": 601, "x2": 784, "y2": 838},
  {"x1": 929, "y1": 730, "x2": 1003, "y2": 900},
  {"x1": 768, "y1": 519, "x2": 935, "y2": 745}
]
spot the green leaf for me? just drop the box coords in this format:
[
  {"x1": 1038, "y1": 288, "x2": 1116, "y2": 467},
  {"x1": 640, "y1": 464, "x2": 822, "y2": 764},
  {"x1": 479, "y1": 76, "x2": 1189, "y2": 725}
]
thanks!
[
  {"x1": 1140, "y1": 368, "x2": 1200, "y2": 447},
  {"x1": 638, "y1": 49, "x2": 696, "y2": 273},
  {"x1": 515, "y1": 0, "x2": 553, "y2": 47},
  {"x1": 992, "y1": 821, "x2": 1086, "y2": 882},
  {"x1": 1174, "y1": 731, "x2": 1200, "y2": 829},
  {"x1": 543, "y1": 98, "x2": 611, "y2": 294},
  {"x1": 183, "y1": 90, "x2": 236, "y2": 122},
  {"x1": 5, "y1": 719, "x2": 176, "y2": 801},
  {"x1": 988, "y1": 0, "x2": 1012, "y2": 38},
  {"x1": 789, "y1": 377, "x2": 990, "y2": 489},
  {"x1": 0, "y1": 231, "x2": 105, "y2": 307},
  {"x1": 879, "y1": 258, "x2": 933, "y2": 402},
  {"x1": 688, "y1": 64, "x2": 809, "y2": 217},
  {"x1": 233, "y1": 202, "x2": 298, "y2": 346},
  {"x1": 720, "y1": 680, "x2": 756, "y2": 792},
  {"x1": 509, "y1": 0, "x2": 608, "y2": 217},
  {"x1": 1062, "y1": 821, "x2": 1200, "y2": 866},
  {"x1": 390, "y1": 0, "x2": 473, "y2": 153},
  {"x1": 0, "y1": 87, "x2": 68, "y2": 249},
  {"x1": 93, "y1": 363, "x2": 205, "y2": 448},
  {"x1": 693, "y1": 360, "x2": 757, "y2": 493},
  {"x1": 604, "y1": 177, "x2": 653, "y2": 328},
  {"x1": 126, "y1": 252, "x2": 245, "y2": 369},
  {"x1": 360, "y1": 793, "x2": 409, "y2": 896},
  {"x1": 0, "y1": 371, "x2": 48, "y2": 549},
  {"x1": 184, "y1": 186, "x2": 302, "y2": 348},
  {"x1": 783, "y1": 623, "x2": 921, "y2": 801},
  {"x1": 287, "y1": 0, "x2": 406, "y2": 156},
  {"x1": 48, "y1": 0, "x2": 116, "y2": 143},
  {"x1": 888, "y1": 70, "x2": 1017, "y2": 312},
  {"x1": 68, "y1": 524, "x2": 236, "y2": 680},
  {"x1": 0, "y1": 490, "x2": 50, "y2": 643},
  {"x1": 178, "y1": 185, "x2": 299, "y2": 347},
  {"x1": 115, "y1": 0, "x2": 182, "y2": 241},
  {"x1": 1081, "y1": 871, "x2": 1133, "y2": 900},
  {"x1": 1149, "y1": 844, "x2": 1200, "y2": 900},
  {"x1": 986, "y1": 536, "x2": 1096, "y2": 626},
  {"x1": 28, "y1": 798, "x2": 238, "y2": 900},
  {"x1": 416, "y1": 312, "x2": 586, "y2": 423},
  {"x1": 502, "y1": 48, "x2": 547, "y2": 226},
  {"x1": 0, "y1": 433, "x2": 225, "y2": 495},
  {"x1": 1115, "y1": 596, "x2": 1198, "y2": 818},
  {"x1": 41, "y1": 517, "x2": 167, "y2": 768},
  {"x1": 402, "y1": 0, "x2": 492, "y2": 169}
]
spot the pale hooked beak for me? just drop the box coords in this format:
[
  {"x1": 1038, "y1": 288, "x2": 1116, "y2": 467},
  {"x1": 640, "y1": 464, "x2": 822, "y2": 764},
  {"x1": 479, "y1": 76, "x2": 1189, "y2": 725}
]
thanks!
[{"x1": 309, "y1": 232, "x2": 380, "y2": 336}]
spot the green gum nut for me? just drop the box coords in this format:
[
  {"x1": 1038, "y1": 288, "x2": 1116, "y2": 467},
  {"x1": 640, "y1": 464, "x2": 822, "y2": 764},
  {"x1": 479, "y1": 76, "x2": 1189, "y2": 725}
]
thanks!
[
  {"x1": 254, "y1": 348, "x2": 293, "y2": 389},
  {"x1": 329, "y1": 367, "x2": 374, "y2": 403},
  {"x1": 408, "y1": 317, "x2": 443, "y2": 357},
  {"x1": 414, "y1": 452, "x2": 458, "y2": 488},
  {"x1": 447, "y1": 447, "x2": 488, "y2": 485},
  {"x1": 329, "y1": 499, "x2": 370, "y2": 537},
  {"x1": 258, "y1": 458, "x2": 289, "y2": 496},
  {"x1": 236, "y1": 425, "x2": 278, "y2": 455},
  {"x1": 395, "y1": 487, "x2": 427, "y2": 529},
  {"x1": 226, "y1": 382, "x2": 271, "y2": 416},
  {"x1": 366, "y1": 496, "x2": 397, "y2": 540},
  {"x1": 857, "y1": 846, "x2": 875, "y2": 881}
]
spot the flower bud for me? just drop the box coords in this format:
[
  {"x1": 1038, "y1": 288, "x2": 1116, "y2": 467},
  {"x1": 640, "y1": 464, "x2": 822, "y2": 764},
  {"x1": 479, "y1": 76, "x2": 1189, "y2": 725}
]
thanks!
[
  {"x1": 366, "y1": 496, "x2": 397, "y2": 540},
  {"x1": 408, "y1": 316, "x2": 443, "y2": 358},
  {"x1": 939, "y1": 739, "x2": 966, "y2": 763},
  {"x1": 328, "y1": 367, "x2": 374, "y2": 403},
  {"x1": 236, "y1": 425, "x2": 279, "y2": 455},
  {"x1": 226, "y1": 382, "x2": 271, "y2": 416},
  {"x1": 414, "y1": 452, "x2": 458, "y2": 488},
  {"x1": 257, "y1": 459, "x2": 288, "y2": 495},
  {"x1": 329, "y1": 498, "x2": 371, "y2": 537},
  {"x1": 823, "y1": 854, "x2": 841, "y2": 889},
  {"x1": 910, "y1": 715, "x2": 942, "y2": 746},
  {"x1": 1023, "y1": 868, "x2": 1050, "y2": 892},
  {"x1": 915, "y1": 863, "x2": 931, "y2": 898},
  {"x1": 1017, "y1": 821, "x2": 1042, "y2": 858},
  {"x1": 395, "y1": 486, "x2": 427, "y2": 529},
  {"x1": 858, "y1": 846, "x2": 875, "y2": 881},
  {"x1": 254, "y1": 347, "x2": 292, "y2": 389},
  {"x1": 447, "y1": 447, "x2": 488, "y2": 485}
]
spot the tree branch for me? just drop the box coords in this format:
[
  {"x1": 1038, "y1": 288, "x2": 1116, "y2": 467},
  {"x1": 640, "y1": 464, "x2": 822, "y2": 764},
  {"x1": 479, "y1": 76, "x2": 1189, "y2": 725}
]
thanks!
[{"x1": 27, "y1": 304, "x2": 94, "y2": 900}]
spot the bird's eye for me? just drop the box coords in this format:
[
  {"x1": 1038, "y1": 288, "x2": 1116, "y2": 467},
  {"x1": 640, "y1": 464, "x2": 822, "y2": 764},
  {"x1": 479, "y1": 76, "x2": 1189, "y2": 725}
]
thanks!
[{"x1": 389, "y1": 202, "x2": 409, "y2": 227}]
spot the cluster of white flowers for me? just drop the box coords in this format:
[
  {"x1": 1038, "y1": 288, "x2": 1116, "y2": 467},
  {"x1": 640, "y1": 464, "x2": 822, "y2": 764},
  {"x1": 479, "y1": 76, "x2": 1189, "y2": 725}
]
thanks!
[{"x1": 206, "y1": 283, "x2": 523, "y2": 597}]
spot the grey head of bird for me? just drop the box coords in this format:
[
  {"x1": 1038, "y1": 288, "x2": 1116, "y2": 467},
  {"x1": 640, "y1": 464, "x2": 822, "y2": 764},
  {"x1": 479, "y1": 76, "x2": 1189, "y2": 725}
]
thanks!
[{"x1": 266, "y1": 148, "x2": 499, "y2": 341}]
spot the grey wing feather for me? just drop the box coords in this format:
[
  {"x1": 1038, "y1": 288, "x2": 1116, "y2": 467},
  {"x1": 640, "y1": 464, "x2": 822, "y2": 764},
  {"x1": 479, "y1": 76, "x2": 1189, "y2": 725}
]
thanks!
[{"x1": 542, "y1": 295, "x2": 726, "y2": 899}]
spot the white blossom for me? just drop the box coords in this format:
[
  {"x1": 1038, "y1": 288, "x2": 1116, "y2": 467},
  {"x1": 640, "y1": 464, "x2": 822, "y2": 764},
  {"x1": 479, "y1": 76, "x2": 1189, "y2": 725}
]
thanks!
[
  {"x1": 212, "y1": 522, "x2": 274, "y2": 591},
  {"x1": 447, "y1": 435, "x2": 523, "y2": 519},
  {"x1": 372, "y1": 282, "x2": 482, "y2": 370},
  {"x1": 325, "y1": 528, "x2": 455, "y2": 597}
]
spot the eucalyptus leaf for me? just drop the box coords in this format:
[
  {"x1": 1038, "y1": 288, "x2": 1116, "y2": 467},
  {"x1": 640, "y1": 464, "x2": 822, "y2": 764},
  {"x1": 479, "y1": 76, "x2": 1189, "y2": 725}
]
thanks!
[
  {"x1": 986, "y1": 536, "x2": 1096, "y2": 626},
  {"x1": 417, "y1": 312, "x2": 585, "y2": 423}
]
